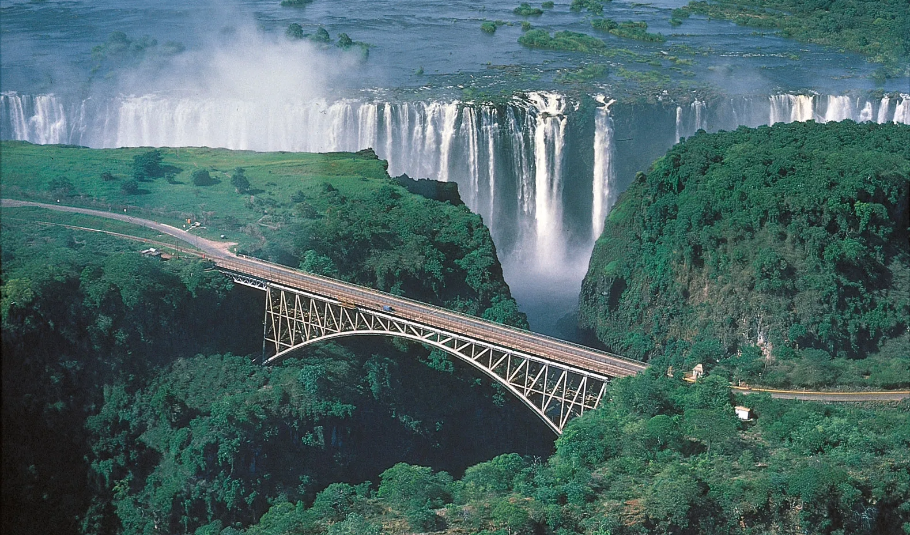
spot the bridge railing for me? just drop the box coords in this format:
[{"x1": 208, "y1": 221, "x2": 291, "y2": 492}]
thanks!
[{"x1": 214, "y1": 253, "x2": 646, "y2": 377}]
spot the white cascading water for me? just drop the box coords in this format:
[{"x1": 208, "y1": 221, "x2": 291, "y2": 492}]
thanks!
[
  {"x1": 592, "y1": 96, "x2": 616, "y2": 238},
  {"x1": 482, "y1": 106, "x2": 498, "y2": 229},
  {"x1": 823, "y1": 95, "x2": 855, "y2": 122},
  {"x1": 3, "y1": 90, "x2": 910, "y2": 331},
  {"x1": 675, "y1": 100, "x2": 708, "y2": 143},
  {"x1": 895, "y1": 96, "x2": 910, "y2": 124},
  {"x1": 770, "y1": 94, "x2": 816, "y2": 123},
  {"x1": 460, "y1": 106, "x2": 481, "y2": 209},
  {"x1": 526, "y1": 91, "x2": 567, "y2": 269}
]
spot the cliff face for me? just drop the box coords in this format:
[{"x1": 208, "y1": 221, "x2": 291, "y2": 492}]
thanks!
[{"x1": 579, "y1": 121, "x2": 910, "y2": 372}]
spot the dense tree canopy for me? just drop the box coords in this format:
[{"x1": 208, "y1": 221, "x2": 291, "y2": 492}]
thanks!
[
  {"x1": 579, "y1": 120, "x2": 909, "y2": 387},
  {"x1": 679, "y1": 0, "x2": 910, "y2": 79},
  {"x1": 234, "y1": 372, "x2": 910, "y2": 535}
]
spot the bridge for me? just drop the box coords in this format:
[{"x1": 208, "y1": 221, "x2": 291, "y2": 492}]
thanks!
[
  {"x1": 217, "y1": 255, "x2": 646, "y2": 434},
  {"x1": 1, "y1": 199, "x2": 646, "y2": 434},
  {"x1": 5, "y1": 200, "x2": 907, "y2": 432}
]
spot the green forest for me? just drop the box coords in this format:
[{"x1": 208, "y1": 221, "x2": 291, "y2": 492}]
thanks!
[
  {"x1": 580, "y1": 120, "x2": 909, "y2": 389},
  {"x1": 3, "y1": 121, "x2": 910, "y2": 535},
  {"x1": 1, "y1": 146, "x2": 545, "y2": 535},
  {"x1": 676, "y1": 0, "x2": 910, "y2": 79}
]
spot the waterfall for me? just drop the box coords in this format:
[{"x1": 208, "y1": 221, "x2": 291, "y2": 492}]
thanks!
[
  {"x1": 460, "y1": 106, "x2": 481, "y2": 209},
  {"x1": 4, "y1": 89, "x2": 910, "y2": 331},
  {"x1": 506, "y1": 106, "x2": 533, "y2": 221},
  {"x1": 592, "y1": 96, "x2": 616, "y2": 239},
  {"x1": 1, "y1": 93, "x2": 69, "y2": 144},
  {"x1": 877, "y1": 96, "x2": 892, "y2": 123},
  {"x1": 675, "y1": 105, "x2": 683, "y2": 144},
  {"x1": 482, "y1": 106, "x2": 499, "y2": 228},
  {"x1": 526, "y1": 92, "x2": 567, "y2": 269},
  {"x1": 895, "y1": 95, "x2": 910, "y2": 125},
  {"x1": 674, "y1": 100, "x2": 707, "y2": 143},
  {"x1": 823, "y1": 95, "x2": 854, "y2": 122},
  {"x1": 770, "y1": 94, "x2": 816, "y2": 124}
]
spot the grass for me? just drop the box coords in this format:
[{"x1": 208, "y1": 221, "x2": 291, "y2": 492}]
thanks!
[
  {"x1": 2, "y1": 207, "x2": 174, "y2": 244},
  {"x1": 0, "y1": 142, "x2": 395, "y2": 251},
  {"x1": 556, "y1": 63, "x2": 608, "y2": 83},
  {"x1": 518, "y1": 29, "x2": 609, "y2": 54}
]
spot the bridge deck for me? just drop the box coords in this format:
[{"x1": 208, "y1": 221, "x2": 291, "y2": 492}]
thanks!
[{"x1": 215, "y1": 256, "x2": 647, "y2": 378}]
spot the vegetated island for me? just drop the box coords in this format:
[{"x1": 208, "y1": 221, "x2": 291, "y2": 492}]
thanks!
[
  {"x1": 580, "y1": 120, "x2": 910, "y2": 391},
  {"x1": 673, "y1": 0, "x2": 910, "y2": 80}
]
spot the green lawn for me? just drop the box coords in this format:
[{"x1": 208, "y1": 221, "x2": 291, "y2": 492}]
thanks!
[{"x1": 1, "y1": 142, "x2": 393, "y2": 250}]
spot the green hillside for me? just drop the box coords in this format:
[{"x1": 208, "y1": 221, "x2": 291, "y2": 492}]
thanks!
[
  {"x1": 1, "y1": 143, "x2": 539, "y2": 535},
  {"x1": 579, "y1": 120, "x2": 910, "y2": 388}
]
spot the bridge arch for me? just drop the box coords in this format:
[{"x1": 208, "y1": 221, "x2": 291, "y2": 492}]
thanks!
[
  {"x1": 265, "y1": 327, "x2": 606, "y2": 435},
  {"x1": 234, "y1": 278, "x2": 611, "y2": 435}
]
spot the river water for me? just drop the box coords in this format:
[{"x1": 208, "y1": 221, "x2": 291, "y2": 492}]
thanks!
[{"x1": 2, "y1": 0, "x2": 908, "y2": 335}]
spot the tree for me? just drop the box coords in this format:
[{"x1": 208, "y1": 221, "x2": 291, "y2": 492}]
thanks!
[
  {"x1": 132, "y1": 149, "x2": 163, "y2": 181},
  {"x1": 192, "y1": 169, "x2": 215, "y2": 186},
  {"x1": 286, "y1": 23, "x2": 304, "y2": 40},
  {"x1": 121, "y1": 179, "x2": 140, "y2": 195},
  {"x1": 336, "y1": 33, "x2": 353, "y2": 48},
  {"x1": 230, "y1": 167, "x2": 250, "y2": 193},
  {"x1": 377, "y1": 463, "x2": 453, "y2": 510},
  {"x1": 312, "y1": 27, "x2": 331, "y2": 43}
]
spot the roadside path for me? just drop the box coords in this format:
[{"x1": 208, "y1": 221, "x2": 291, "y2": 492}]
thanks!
[
  {"x1": 731, "y1": 385, "x2": 909, "y2": 401},
  {"x1": 1, "y1": 199, "x2": 236, "y2": 256}
]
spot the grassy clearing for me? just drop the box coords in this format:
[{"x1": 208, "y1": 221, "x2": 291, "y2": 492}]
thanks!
[
  {"x1": 1, "y1": 207, "x2": 172, "y2": 243},
  {"x1": 0, "y1": 141, "x2": 394, "y2": 251}
]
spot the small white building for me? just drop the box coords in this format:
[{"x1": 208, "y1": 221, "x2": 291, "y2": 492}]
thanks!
[{"x1": 735, "y1": 406, "x2": 753, "y2": 421}]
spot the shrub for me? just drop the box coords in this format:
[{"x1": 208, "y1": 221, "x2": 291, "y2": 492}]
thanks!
[
  {"x1": 514, "y1": 3, "x2": 544, "y2": 16},
  {"x1": 230, "y1": 167, "x2": 250, "y2": 193},
  {"x1": 286, "y1": 23, "x2": 304, "y2": 40},
  {"x1": 100, "y1": 171, "x2": 117, "y2": 181},
  {"x1": 542, "y1": 1, "x2": 554, "y2": 7},
  {"x1": 571, "y1": 0, "x2": 604, "y2": 15},
  {"x1": 311, "y1": 26, "x2": 331, "y2": 43},
  {"x1": 121, "y1": 179, "x2": 140, "y2": 195},
  {"x1": 591, "y1": 18, "x2": 618, "y2": 32},
  {"x1": 47, "y1": 176, "x2": 76, "y2": 196},
  {"x1": 191, "y1": 169, "x2": 215, "y2": 186},
  {"x1": 610, "y1": 21, "x2": 666, "y2": 42},
  {"x1": 132, "y1": 149, "x2": 163, "y2": 181},
  {"x1": 518, "y1": 29, "x2": 608, "y2": 54},
  {"x1": 481, "y1": 21, "x2": 497, "y2": 34}
]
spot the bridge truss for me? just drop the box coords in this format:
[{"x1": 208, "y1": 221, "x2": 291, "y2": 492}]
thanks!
[{"x1": 228, "y1": 272, "x2": 609, "y2": 434}]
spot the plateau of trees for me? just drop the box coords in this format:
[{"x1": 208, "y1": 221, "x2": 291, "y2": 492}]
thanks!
[
  {"x1": 579, "y1": 120, "x2": 909, "y2": 389},
  {"x1": 677, "y1": 0, "x2": 910, "y2": 79}
]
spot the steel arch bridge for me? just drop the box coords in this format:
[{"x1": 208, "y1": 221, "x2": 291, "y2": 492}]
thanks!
[{"x1": 228, "y1": 272, "x2": 612, "y2": 434}]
